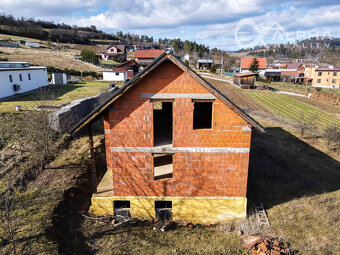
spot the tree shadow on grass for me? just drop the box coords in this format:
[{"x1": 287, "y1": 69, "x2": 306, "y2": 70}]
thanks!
[{"x1": 247, "y1": 127, "x2": 340, "y2": 209}]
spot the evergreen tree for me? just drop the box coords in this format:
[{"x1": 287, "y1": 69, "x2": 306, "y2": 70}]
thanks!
[
  {"x1": 80, "y1": 49, "x2": 98, "y2": 65},
  {"x1": 249, "y1": 58, "x2": 259, "y2": 73}
]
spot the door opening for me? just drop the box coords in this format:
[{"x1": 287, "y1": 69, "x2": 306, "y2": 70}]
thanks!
[{"x1": 153, "y1": 101, "x2": 173, "y2": 146}]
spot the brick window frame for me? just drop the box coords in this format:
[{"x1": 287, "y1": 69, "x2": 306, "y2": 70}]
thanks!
[
  {"x1": 192, "y1": 99, "x2": 214, "y2": 130},
  {"x1": 152, "y1": 152, "x2": 174, "y2": 181}
]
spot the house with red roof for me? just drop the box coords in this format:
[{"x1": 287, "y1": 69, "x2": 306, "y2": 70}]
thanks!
[
  {"x1": 240, "y1": 58, "x2": 267, "y2": 77},
  {"x1": 134, "y1": 50, "x2": 165, "y2": 67}
]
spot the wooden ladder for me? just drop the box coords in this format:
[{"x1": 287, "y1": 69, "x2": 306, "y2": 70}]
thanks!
[{"x1": 254, "y1": 203, "x2": 270, "y2": 228}]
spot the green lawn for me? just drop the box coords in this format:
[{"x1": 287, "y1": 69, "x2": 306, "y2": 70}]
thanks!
[
  {"x1": 257, "y1": 81, "x2": 340, "y2": 95},
  {"x1": 244, "y1": 91, "x2": 340, "y2": 129},
  {"x1": 100, "y1": 60, "x2": 120, "y2": 65},
  {"x1": 0, "y1": 81, "x2": 111, "y2": 113}
]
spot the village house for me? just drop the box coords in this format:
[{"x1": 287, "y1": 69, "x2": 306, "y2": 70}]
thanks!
[
  {"x1": 240, "y1": 57, "x2": 267, "y2": 77},
  {"x1": 233, "y1": 72, "x2": 256, "y2": 89},
  {"x1": 281, "y1": 70, "x2": 305, "y2": 83},
  {"x1": 305, "y1": 65, "x2": 340, "y2": 88},
  {"x1": 102, "y1": 60, "x2": 140, "y2": 82},
  {"x1": 71, "y1": 51, "x2": 264, "y2": 224},
  {"x1": 0, "y1": 61, "x2": 48, "y2": 99},
  {"x1": 101, "y1": 45, "x2": 127, "y2": 61},
  {"x1": 264, "y1": 60, "x2": 306, "y2": 83},
  {"x1": 134, "y1": 49, "x2": 165, "y2": 68},
  {"x1": 196, "y1": 59, "x2": 214, "y2": 69}
]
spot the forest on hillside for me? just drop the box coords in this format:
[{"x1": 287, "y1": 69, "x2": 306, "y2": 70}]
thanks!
[{"x1": 0, "y1": 14, "x2": 117, "y2": 44}]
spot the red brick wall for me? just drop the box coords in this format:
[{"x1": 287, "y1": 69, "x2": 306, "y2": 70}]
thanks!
[
  {"x1": 110, "y1": 152, "x2": 249, "y2": 197},
  {"x1": 104, "y1": 60, "x2": 251, "y2": 198}
]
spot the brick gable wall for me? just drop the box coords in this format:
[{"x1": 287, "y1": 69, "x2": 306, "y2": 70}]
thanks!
[{"x1": 104, "y1": 61, "x2": 251, "y2": 198}]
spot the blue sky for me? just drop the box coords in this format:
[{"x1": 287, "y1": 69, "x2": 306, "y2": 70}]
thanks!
[{"x1": 1, "y1": 0, "x2": 339, "y2": 50}]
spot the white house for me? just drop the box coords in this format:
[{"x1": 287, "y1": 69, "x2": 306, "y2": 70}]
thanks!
[
  {"x1": 102, "y1": 70, "x2": 127, "y2": 82},
  {"x1": 0, "y1": 62, "x2": 48, "y2": 99}
]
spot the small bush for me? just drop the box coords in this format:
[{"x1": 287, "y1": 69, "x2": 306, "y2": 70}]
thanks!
[
  {"x1": 323, "y1": 125, "x2": 340, "y2": 154},
  {"x1": 82, "y1": 71, "x2": 101, "y2": 79},
  {"x1": 210, "y1": 64, "x2": 217, "y2": 73}
]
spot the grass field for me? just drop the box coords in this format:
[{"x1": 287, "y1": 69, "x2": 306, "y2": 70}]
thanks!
[
  {"x1": 258, "y1": 81, "x2": 340, "y2": 95},
  {"x1": 244, "y1": 91, "x2": 340, "y2": 129},
  {"x1": 0, "y1": 43, "x2": 101, "y2": 72},
  {"x1": 0, "y1": 32, "x2": 42, "y2": 42},
  {"x1": 100, "y1": 60, "x2": 120, "y2": 65},
  {"x1": 248, "y1": 128, "x2": 340, "y2": 254},
  {"x1": 0, "y1": 81, "x2": 111, "y2": 113}
]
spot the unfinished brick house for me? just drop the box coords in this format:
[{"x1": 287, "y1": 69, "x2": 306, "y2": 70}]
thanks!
[{"x1": 71, "y1": 51, "x2": 264, "y2": 224}]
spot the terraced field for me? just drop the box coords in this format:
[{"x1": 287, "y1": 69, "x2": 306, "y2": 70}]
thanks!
[{"x1": 244, "y1": 91, "x2": 340, "y2": 128}]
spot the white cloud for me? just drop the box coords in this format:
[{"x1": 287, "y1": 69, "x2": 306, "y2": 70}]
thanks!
[
  {"x1": 0, "y1": 0, "x2": 339, "y2": 50},
  {"x1": 0, "y1": 0, "x2": 110, "y2": 17},
  {"x1": 195, "y1": 4, "x2": 340, "y2": 49}
]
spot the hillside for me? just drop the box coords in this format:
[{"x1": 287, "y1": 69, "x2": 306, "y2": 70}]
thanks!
[
  {"x1": 237, "y1": 37, "x2": 340, "y2": 66},
  {"x1": 0, "y1": 34, "x2": 101, "y2": 72},
  {"x1": 0, "y1": 14, "x2": 119, "y2": 44}
]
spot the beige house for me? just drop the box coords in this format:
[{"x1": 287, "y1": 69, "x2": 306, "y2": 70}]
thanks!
[{"x1": 305, "y1": 66, "x2": 340, "y2": 88}]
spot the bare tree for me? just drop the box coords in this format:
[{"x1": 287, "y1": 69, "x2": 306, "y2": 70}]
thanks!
[
  {"x1": 295, "y1": 113, "x2": 318, "y2": 139},
  {"x1": 0, "y1": 164, "x2": 23, "y2": 255},
  {"x1": 16, "y1": 90, "x2": 60, "y2": 171},
  {"x1": 0, "y1": 90, "x2": 62, "y2": 254},
  {"x1": 1, "y1": 184, "x2": 18, "y2": 255}
]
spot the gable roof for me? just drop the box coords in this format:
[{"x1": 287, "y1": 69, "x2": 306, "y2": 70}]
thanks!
[
  {"x1": 281, "y1": 70, "x2": 299, "y2": 76},
  {"x1": 241, "y1": 58, "x2": 267, "y2": 69},
  {"x1": 134, "y1": 49, "x2": 165, "y2": 59},
  {"x1": 100, "y1": 44, "x2": 125, "y2": 53},
  {"x1": 116, "y1": 45, "x2": 126, "y2": 52},
  {"x1": 114, "y1": 60, "x2": 139, "y2": 69},
  {"x1": 286, "y1": 61, "x2": 304, "y2": 69},
  {"x1": 70, "y1": 51, "x2": 265, "y2": 133}
]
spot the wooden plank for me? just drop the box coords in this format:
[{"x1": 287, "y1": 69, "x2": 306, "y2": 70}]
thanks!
[{"x1": 88, "y1": 125, "x2": 97, "y2": 194}]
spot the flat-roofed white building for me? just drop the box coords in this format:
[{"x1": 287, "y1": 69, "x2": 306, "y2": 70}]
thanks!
[
  {"x1": 102, "y1": 70, "x2": 127, "y2": 82},
  {"x1": 0, "y1": 62, "x2": 48, "y2": 99}
]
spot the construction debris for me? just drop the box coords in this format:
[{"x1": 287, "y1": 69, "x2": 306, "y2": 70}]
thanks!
[
  {"x1": 153, "y1": 221, "x2": 176, "y2": 232},
  {"x1": 82, "y1": 213, "x2": 136, "y2": 227},
  {"x1": 241, "y1": 236, "x2": 298, "y2": 255}
]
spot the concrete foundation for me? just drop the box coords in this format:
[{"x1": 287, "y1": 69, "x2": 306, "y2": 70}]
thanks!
[{"x1": 89, "y1": 195, "x2": 247, "y2": 224}]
